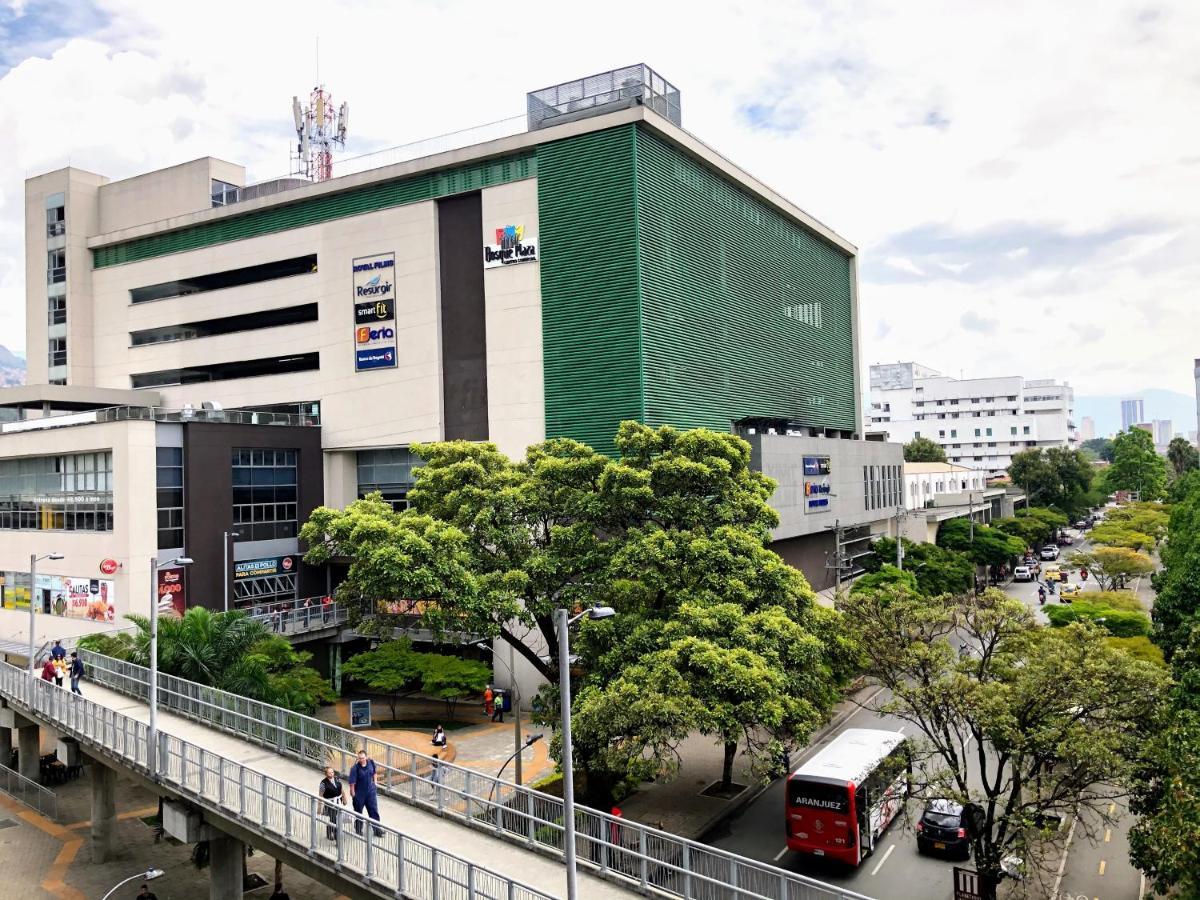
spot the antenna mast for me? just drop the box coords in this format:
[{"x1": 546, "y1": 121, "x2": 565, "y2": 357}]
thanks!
[{"x1": 291, "y1": 84, "x2": 349, "y2": 182}]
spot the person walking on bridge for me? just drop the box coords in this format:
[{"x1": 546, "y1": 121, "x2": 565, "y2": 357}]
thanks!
[
  {"x1": 68, "y1": 651, "x2": 84, "y2": 695},
  {"x1": 348, "y1": 749, "x2": 384, "y2": 837},
  {"x1": 318, "y1": 765, "x2": 346, "y2": 841}
]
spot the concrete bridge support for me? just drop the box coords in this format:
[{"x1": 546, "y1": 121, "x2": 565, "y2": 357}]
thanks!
[
  {"x1": 89, "y1": 755, "x2": 117, "y2": 862},
  {"x1": 0, "y1": 703, "x2": 40, "y2": 781},
  {"x1": 209, "y1": 833, "x2": 246, "y2": 900}
]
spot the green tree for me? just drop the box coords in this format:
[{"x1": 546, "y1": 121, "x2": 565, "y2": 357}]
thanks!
[
  {"x1": 340, "y1": 639, "x2": 426, "y2": 721},
  {"x1": 1104, "y1": 428, "x2": 1169, "y2": 500},
  {"x1": 1068, "y1": 547, "x2": 1155, "y2": 591},
  {"x1": 1087, "y1": 523, "x2": 1155, "y2": 551},
  {"x1": 1081, "y1": 437, "x2": 1116, "y2": 462},
  {"x1": 937, "y1": 518, "x2": 1027, "y2": 576},
  {"x1": 1167, "y1": 437, "x2": 1199, "y2": 479},
  {"x1": 850, "y1": 564, "x2": 920, "y2": 596},
  {"x1": 903, "y1": 436, "x2": 947, "y2": 463},
  {"x1": 863, "y1": 537, "x2": 975, "y2": 597},
  {"x1": 839, "y1": 585, "x2": 1167, "y2": 898},
  {"x1": 420, "y1": 654, "x2": 492, "y2": 719},
  {"x1": 1007, "y1": 447, "x2": 1097, "y2": 519},
  {"x1": 1150, "y1": 474, "x2": 1200, "y2": 657}
]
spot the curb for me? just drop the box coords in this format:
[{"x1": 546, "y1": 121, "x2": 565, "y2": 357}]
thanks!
[{"x1": 694, "y1": 679, "x2": 883, "y2": 842}]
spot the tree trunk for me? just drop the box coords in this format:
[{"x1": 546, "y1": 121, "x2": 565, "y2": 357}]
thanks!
[{"x1": 722, "y1": 741, "x2": 737, "y2": 791}]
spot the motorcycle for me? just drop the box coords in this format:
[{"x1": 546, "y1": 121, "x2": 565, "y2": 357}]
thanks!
[
  {"x1": 1080, "y1": 569, "x2": 1089, "y2": 582},
  {"x1": 1037, "y1": 588, "x2": 1046, "y2": 606}
]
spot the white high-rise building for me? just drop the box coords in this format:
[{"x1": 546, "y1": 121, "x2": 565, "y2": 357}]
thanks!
[
  {"x1": 867, "y1": 362, "x2": 1075, "y2": 476},
  {"x1": 1080, "y1": 416, "x2": 1096, "y2": 442}
]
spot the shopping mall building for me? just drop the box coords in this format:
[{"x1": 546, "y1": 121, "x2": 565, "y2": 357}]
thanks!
[{"x1": 2, "y1": 65, "x2": 903, "y2": 627}]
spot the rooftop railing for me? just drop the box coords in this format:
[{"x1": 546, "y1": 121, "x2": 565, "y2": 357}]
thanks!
[{"x1": 0, "y1": 405, "x2": 319, "y2": 436}]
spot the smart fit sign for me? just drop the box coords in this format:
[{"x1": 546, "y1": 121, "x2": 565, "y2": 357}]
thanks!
[{"x1": 352, "y1": 252, "x2": 398, "y2": 372}]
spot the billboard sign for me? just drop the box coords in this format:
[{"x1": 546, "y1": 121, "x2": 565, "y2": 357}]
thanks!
[
  {"x1": 352, "y1": 252, "x2": 398, "y2": 371},
  {"x1": 156, "y1": 566, "x2": 187, "y2": 618},
  {"x1": 484, "y1": 224, "x2": 538, "y2": 268},
  {"x1": 803, "y1": 456, "x2": 832, "y2": 514},
  {"x1": 234, "y1": 556, "x2": 296, "y2": 580}
]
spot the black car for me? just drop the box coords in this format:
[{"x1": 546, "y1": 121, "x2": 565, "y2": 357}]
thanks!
[{"x1": 916, "y1": 799, "x2": 971, "y2": 859}]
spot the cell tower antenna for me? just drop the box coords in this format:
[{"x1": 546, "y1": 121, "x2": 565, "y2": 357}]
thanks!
[{"x1": 290, "y1": 79, "x2": 349, "y2": 182}]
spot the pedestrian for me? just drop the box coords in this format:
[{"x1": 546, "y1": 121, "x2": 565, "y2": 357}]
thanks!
[
  {"x1": 430, "y1": 753, "x2": 443, "y2": 785},
  {"x1": 322, "y1": 595, "x2": 332, "y2": 624},
  {"x1": 318, "y1": 765, "x2": 346, "y2": 840},
  {"x1": 431, "y1": 725, "x2": 446, "y2": 748},
  {"x1": 40, "y1": 658, "x2": 56, "y2": 682},
  {"x1": 50, "y1": 640, "x2": 66, "y2": 662},
  {"x1": 53, "y1": 657, "x2": 65, "y2": 688},
  {"x1": 347, "y1": 749, "x2": 384, "y2": 837},
  {"x1": 483, "y1": 685, "x2": 494, "y2": 718},
  {"x1": 491, "y1": 690, "x2": 505, "y2": 723},
  {"x1": 280, "y1": 604, "x2": 290, "y2": 632},
  {"x1": 271, "y1": 606, "x2": 280, "y2": 632},
  {"x1": 136, "y1": 884, "x2": 159, "y2": 900},
  {"x1": 68, "y1": 651, "x2": 84, "y2": 695},
  {"x1": 303, "y1": 597, "x2": 313, "y2": 628}
]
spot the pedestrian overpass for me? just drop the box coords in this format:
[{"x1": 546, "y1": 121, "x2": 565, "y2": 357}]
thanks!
[{"x1": 0, "y1": 651, "x2": 873, "y2": 900}]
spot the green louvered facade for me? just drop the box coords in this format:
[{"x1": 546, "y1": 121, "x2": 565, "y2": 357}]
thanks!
[
  {"x1": 92, "y1": 154, "x2": 536, "y2": 268},
  {"x1": 536, "y1": 123, "x2": 856, "y2": 456}
]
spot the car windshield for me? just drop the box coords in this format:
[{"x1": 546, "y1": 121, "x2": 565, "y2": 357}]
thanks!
[{"x1": 923, "y1": 811, "x2": 961, "y2": 828}]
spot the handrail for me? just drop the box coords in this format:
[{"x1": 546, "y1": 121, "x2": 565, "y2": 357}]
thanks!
[
  {"x1": 245, "y1": 599, "x2": 349, "y2": 636},
  {"x1": 78, "y1": 650, "x2": 875, "y2": 900},
  {"x1": 0, "y1": 760, "x2": 57, "y2": 820},
  {"x1": 0, "y1": 662, "x2": 552, "y2": 900}
]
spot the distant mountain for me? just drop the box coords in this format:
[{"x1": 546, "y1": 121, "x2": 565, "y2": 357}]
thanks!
[
  {"x1": 0, "y1": 345, "x2": 24, "y2": 387},
  {"x1": 1076, "y1": 389, "x2": 1197, "y2": 438}
]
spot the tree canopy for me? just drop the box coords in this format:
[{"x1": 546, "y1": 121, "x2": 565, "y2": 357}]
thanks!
[
  {"x1": 1081, "y1": 437, "x2": 1116, "y2": 462},
  {"x1": 839, "y1": 584, "x2": 1166, "y2": 896},
  {"x1": 1067, "y1": 546, "x2": 1155, "y2": 591},
  {"x1": 1102, "y1": 428, "x2": 1169, "y2": 501},
  {"x1": 339, "y1": 638, "x2": 492, "y2": 720},
  {"x1": 1167, "y1": 437, "x2": 1199, "y2": 480},
  {"x1": 937, "y1": 517, "x2": 1027, "y2": 569},
  {"x1": 861, "y1": 537, "x2": 974, "y2": 597},
  {"x1": 1007, "y1": 447, "x2": 1098, "y2": 519},
  {"x1": 903, "y1": 435, "x2": 947, "y2": 462}
]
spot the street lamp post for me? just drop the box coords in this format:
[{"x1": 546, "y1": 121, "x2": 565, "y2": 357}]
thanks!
[
  {"x1": 556, "y1": 605, "x2": 615, "y2": 900},
  {"x1": 28, "y1": 552, "x2": 64, "y2": 674},
  {"x1": 150, "y1": 556, "x2": 192, "y2": 776},
  {"x1": 222, "y1": 530, "x2": 241, "y2": 613},
  {"x1": 469, "y1": 637, "x2": 527, "y2": 784},
  {"x1": 100, "y1": 867, "x2": 164, "y2": 900},
  {"x1": 486, "y1": 734, "x2": 544, "y2": 804}
]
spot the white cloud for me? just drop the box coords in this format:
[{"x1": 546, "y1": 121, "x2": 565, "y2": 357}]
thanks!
[
  {"x1": 0, "y1": 0, "x2": 1195, "y2": 398},
  {"x1": 1003, "y1": 246, "x2": 1030, "y2": 260},
  {"x1": 884, "y1": 255, "x2": 925, "y2": 276}
]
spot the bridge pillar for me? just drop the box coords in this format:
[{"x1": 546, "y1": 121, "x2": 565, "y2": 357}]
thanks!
[
  {"x1": 90, "y1": 757, "x2": 118, "y2": 862},
  {"x1": 209, "y1": 833, "x2": 245, "y2": 900},
  {"x1": 16, "y1": 724, "x2": 39, "y2": 782},
  {"x1": 0, "y1": 726, "x2": 12, "y2": 766}
]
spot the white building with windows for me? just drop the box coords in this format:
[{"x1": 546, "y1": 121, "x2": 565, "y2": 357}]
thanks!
[{"x1": 867, "y1": 362, "x2": 1075, "y2": 476}]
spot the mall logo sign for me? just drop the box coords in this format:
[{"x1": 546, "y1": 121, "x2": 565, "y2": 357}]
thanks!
[{"x1": 484, "y1": 224, "x2": 538, "y2": 269}]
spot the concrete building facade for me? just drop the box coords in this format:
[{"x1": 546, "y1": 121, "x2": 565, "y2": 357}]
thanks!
[{"x1": 867, "y1": 362, "x2": 1075, "y2": 476}]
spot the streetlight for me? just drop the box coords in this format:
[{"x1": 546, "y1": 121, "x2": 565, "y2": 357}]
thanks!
[
  {"x1": 469, "y1": 637, "x2": 528, "y2": 784},
  {"x1": 28, "y1": 552, "x2": 64, "y2": 675},
  {"x1": 100, "y1": 867, "x2": 164, "y2": 900},
  {"x1": 150, "y1": 556, "x2": 192, "y2": 776},
  {"x1": 486, "y1": 733, "x2": 544, "y2": 805},
  {"x1": 557, "y1": 605, "x2": 615, "y2": 900},
  {"x1": 222, "y1": 530, "x2": 241, "y2": 613}
]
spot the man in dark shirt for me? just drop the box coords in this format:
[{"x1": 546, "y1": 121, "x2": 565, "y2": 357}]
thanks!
[
  {"x1": 136, "y1": 884, "x2": 158, "y2": 900},
  {"x1": 347, "y1": 749, "x2": 384, "y2": 836},
  {"x1": 50, "y1": 640, "x2": 66, "y2": 661}
]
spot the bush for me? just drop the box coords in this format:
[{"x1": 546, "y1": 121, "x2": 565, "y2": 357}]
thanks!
[
  {"x1": 1087, "y1": 591, "x2": 1144, "y2": 613},
  {"x1": 1045, "y1": 600, "x2": 1151, "y2": 637},
  {"x1": 1105, "y1": 636, "x2": 1166, "y2": 667}
]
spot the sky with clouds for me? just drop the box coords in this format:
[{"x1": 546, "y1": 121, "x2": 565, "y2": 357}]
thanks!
[{"x1": 0, "y1": 0, "x2": 1196, "y2": 395}]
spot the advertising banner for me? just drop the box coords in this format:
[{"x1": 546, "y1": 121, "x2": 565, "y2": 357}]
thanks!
[
  {"x1": 234, "y1": 556, "x2": 296, "y2": 580},
  {"x1": 803, "y1": 456, "x2": 832, "y2": 514},
  {"x1": 156, "y1": 566, "x2": 187, "y2": 617},
  {"x1": 483, "y1": 224, "x2": 538, "y2": 268},
  {"x1": 352, "y1": 252, "x2": 397, "y2": 371},
  {"x1": 50, "y1": 576, "x2": 115, "y2": 621}
]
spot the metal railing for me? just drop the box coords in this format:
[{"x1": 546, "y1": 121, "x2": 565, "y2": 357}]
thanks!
[
  {"x1": 78, "y1": 650, "x2": 874, "y2": 900},
  {"x1": 0, "y1": 760, "x2": 57, "y2": 820},
  {"x1": 0, "y1": 662, "x2": 552, "y2": 900},
  {"x1": 245, "y1": 598, "x2": 349, "y2": 636}
]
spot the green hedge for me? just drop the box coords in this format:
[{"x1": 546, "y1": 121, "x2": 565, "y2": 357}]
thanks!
[{"x1": 1045, "y1": 600, "x2": 1150, "y2": 637}]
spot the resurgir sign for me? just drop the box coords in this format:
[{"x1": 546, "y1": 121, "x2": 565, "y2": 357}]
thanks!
[{"x1": 484, "y1": 225, "x2": 538, "y2": 268}]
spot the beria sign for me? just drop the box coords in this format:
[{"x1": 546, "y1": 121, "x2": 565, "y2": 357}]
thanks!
[
  {"x1": 356, "y1": 325, "x2": 396, "y2": 344},
  {"x1": 483, "y1": 224, "x2": 538, "y2": 269}
]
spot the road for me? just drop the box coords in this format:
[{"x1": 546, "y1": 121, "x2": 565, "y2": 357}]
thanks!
[{"x1": 704, "y1": 519, "x2": 1149, "y2": 900}]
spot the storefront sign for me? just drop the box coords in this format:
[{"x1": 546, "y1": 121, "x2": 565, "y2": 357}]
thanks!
[
  {"x1": 350, "y1": 699, "x2": 372, "y2": 728},
  {"x1": 234, "y1": 556, "x2": 296, "y2": 580},
  {"x1": 352, "y1": 252, "x2": 398, "y2": 372},
  {"x1": 99, "y1": 558, "x2": 119, "y2": 575},
  {"x1": 483, "y1": 224, "x2": 538, "y2": 268},
  {"x1": 41, "y1": 575, "x2": 116, "y2": 620},
  {"x1": 156, "y1": 566, "x2": 187, "y2": 617},
  {"x1": 803, "y1": 456, "x2": 831, "y2": 476},
  {"x1": 803, "y1": 456, "x2": 832, "y2": 514}
]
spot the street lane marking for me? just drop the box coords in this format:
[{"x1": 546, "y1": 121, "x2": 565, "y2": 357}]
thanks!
[
  {"x1": 1104, "y1": 827, "x2": 1111, "y2": 843},
  {"x1": 1051, "y1": 816, "x2": 1078, "y2": 897},
  {"x1": 1098, "y1": 860, "x2": 1106, "y2": 876},
  {"x1": 1108, "y1": 802, "x2": 1116, "y2": 815},
  {"x1": 897, "y1": 726, "x2": 906, "y2": 734},
  {"x1": 870, "y1": 842, "x2": 895, "y2": 875},
  {"x1": 773, "y1": 846, "x2": 788, "y2": 862}
]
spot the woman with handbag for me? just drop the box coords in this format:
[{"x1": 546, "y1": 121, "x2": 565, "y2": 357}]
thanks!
[{"x1": 318, "y1": 766, "x2": 346, "y2": 840}]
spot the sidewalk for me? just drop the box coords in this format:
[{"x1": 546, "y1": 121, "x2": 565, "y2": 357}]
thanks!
[{"x1": 618, "y1": 679, "x2": 881, "y2": 840}]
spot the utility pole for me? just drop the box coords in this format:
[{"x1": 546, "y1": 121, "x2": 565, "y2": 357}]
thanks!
[
  {"x1": 827, "y1": 519, "x2": 845, "y2": 590},
  {"x1": 968, "y1": 493, "x2": 975, "y2": 542},
  {"x1": 894, "y1": 505, "x2": 905, "y2": 570}
]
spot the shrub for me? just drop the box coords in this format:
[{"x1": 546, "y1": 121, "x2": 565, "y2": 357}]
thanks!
[
  {"x1": 1045, "y1": 600, "x2": 1150, "y2": 637},
  {"x1": 1105, "y1": 636, "x2": 1166, "y2": 667}
]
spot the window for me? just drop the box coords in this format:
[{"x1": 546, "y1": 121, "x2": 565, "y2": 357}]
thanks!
[
  {"x1": 232, "y1": 449, "x2": 298, "y2": 542},
  {"x1": 1023, "y1": 426, "x2": 1030, "y2": 435},
  {"x1": 913, "y1": 431, "x2": 921, "y2": 438},
  {"x1": 950, "y1": 429, "x2": 957, "y2": 438},
  {"x1": 130, "y1": 254, "x2": 317, "y2": 304},
  {"x1": 970, "y1": 397, "x2": 980, "y2": 403},
  {"x1": 950, "y1": 399, "x2": 959, "y2": 405},
  {"x1": 46, "y1": 205, "x2": 65, "y2": 237},
  {"x1": 938, "y1": 430, "x2": 945, "y2": 438},
  {"x1": 1010, "y1": 427, "x2": 1017, "y2": 435},
  {"x1": 783, "y1": 301, "x2": 822, "y2": 327},
  {"x1": 156, "y1": 447, "x2": 184, "y2": 549},
  {"x1": 211, "y1": 179, "x2": 240, "y2": 207},
  {"x1": 357, "y1": 447, "x2": 419, "y2": 511},
  {"x1": 974, "y1": 428, "x2": 981, "y2": 437},
  {"x1": 48, "y1": 296, "x2": 66, "y2": 326},
  {"x1": 0, "y1": 452, "x2": 113, "y2": 532},
  {"x1": 130, "y1": 303, "x2": 319, "y2": 346},
  {"x1": 47, "y1": 249, "x2": 65, "y2": 284},
  {"x1": 131, "y1": 352, "x2": 320, "y2": 388},
  {"x1": 986, "y1": 428, "x2": 992, "y2": 436},
  {"x1": 48, "y1": 337, "x2": 67, "y2": 367}
]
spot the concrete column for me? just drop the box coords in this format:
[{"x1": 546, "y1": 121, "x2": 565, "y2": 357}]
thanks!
[
  {"x1": 0, "y1": 726, "x2": 12, "y2": 767},
  {"x1": 90, "y1": 758, "x2": 117, "y2": 862},
  {"x1": 17, "y1": 725, "x2": 39, "y2": 782},
  {"x1": 209, "y1": 834, "x2": 245, "y2": 900}
]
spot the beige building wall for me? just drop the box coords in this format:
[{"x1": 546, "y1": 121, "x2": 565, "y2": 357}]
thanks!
[
  {"x1": 0, "y1": 418, "x2": 158, "y2": 621},
  {"x1": 481, "y1": 179, "x2": 545, "y2": 459},
  {"x1": 98, "y1": 158, "x2": 245, "y2": 235}
]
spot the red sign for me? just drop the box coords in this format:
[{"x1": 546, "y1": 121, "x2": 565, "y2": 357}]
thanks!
[
  {"x1": 99, "y1": 558, "x2": 119, "y2": 575},
  {"x1": 282, "y1": 556, "x2": 294, "y2": 571},
  {"x1": 156, "y1": 566, "x2": 187, "y2": 617}
]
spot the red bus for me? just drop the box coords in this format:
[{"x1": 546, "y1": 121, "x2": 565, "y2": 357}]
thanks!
[{"x1": 785, "y1": 728, "x2": 909, "y2": 866}]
